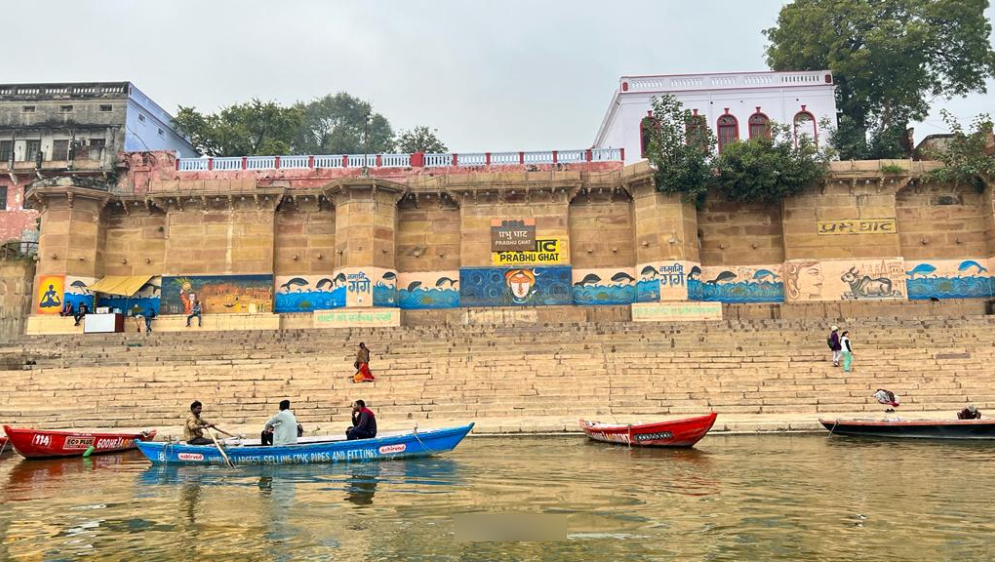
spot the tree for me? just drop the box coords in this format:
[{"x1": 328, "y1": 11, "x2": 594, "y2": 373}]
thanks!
[
  {"x1": 764, "y1": 0, "x2": 995, "y2": 159},
  {"x1": 926, "y1": 111, "x2": 995, "y2": 190},
  {"x1": 713, "y1": 123, "x2": 831, "y2": 204},
  {"x1": 395, "y1": 126, "x2": 448, "y2": 153},
  {"x1": 644, "y1": 94, "x2": 716, "y2": 204},
  {"x1": 173, "y1": 99, "x2": 303, "y2": 157},
  {"x1": 294, "y1": 93, "x2": 394, "y2": 155}
]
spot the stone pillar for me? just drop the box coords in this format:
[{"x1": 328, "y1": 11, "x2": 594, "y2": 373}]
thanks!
[
  {"x1": 29, "y1": 185, "x2": 110, "y2": 315},
  {"x1": 630, "y1": 178, "x2": 699, "y2": 302},
  {"x1": 325, "y1": 178, "x2": 405, "y2": 308}
]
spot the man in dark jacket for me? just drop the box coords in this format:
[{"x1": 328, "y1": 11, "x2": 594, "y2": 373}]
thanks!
[
  {"x1": 828, "y1": 325, "x2": 842, "y2": 367},
  {"x1": 347, "y1": 400, "x2": 377, "y2": 440}
]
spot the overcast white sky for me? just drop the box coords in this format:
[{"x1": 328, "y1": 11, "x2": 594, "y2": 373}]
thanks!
[{"x1": 5, "y1": 1, "x2": 994, "y2": 152}]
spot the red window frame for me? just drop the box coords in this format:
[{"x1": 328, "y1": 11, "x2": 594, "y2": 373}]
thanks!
[
  {"x1": 748, "y1": 112, "x2": 771, "y2": 140},
  {"x1": 716, "y1": 114, "x2": 739, "y2": 153}
]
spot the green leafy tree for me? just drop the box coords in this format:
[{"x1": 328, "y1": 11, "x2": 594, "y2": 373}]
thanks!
[
  {"x1": 713, "y1": 123, "x2": 831, "y2": 204},
  {"x1": 644, "y1": 94, "x2": 716, "y2": 204},
  {"x1": 764, "y1": 0, "x2": 995, "y2": 159},
  {"x1": 926, "y1": 111, "x2": 995, "y2": 190},
  {"x1": 173, "y1": 99, "x2": 304, "y2": 157},
  {"x1": 294, "y1": 93, "x2": 394, "y2": 155},
  {"x1": 395, "y1": 126, "x2": 448, "y2": 153}
]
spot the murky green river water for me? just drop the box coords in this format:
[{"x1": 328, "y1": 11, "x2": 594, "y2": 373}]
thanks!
[{"x1": 1, "y1": 434, "x2": 994, "y2": 561}]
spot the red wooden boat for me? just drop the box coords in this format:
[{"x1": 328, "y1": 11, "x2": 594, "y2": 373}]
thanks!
[
  {"x1": 2, "y1": 426, "x2": 157, "y2": 459},
  {"x1": 0, "y1": 435, "x2": 7, "y2": 452},
  {"x1": 580, "y1": 413, "x2": 718, "y2": 448}
]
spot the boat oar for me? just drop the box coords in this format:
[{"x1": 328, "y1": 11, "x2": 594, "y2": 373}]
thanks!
[{"x1": 208, "y1": 428, "x2": 235, "y2": 468}]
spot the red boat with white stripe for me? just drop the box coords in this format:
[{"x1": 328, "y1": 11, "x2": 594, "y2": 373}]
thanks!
[
  {"x1": 2, "y1": 426, "x2": 156, "y2": 459},
  {"x1": 580, "y1": 413, "x2": 718, "y2": 448}
]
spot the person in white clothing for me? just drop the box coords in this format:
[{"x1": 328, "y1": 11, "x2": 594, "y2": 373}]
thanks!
[{"x1": 261, "y1": 399, "x2": 299, "y2": 446}]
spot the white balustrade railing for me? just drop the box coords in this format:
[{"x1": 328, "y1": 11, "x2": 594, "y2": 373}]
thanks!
[
  {"x1": 246, "y1": 156, "x2": 276, "y2": 170},
  {"x1": 622, "y1": 70, "x2": 831, "y2": 93},
  {"x1": 280, "y1": 155, "x2": 310, "y2": 169},
  {"x1": 314, "y1": 155, "x2": 344, "y2": 168},
  {"x1": 175, "y1": 147, "x2": 623, "y2": 172},
  {"x1": 424, "y1": 153, "x2": 453, "y2": 167}
]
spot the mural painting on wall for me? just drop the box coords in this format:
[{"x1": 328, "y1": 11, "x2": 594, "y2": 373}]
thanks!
[
  {"x1": 783, "y1": 259, "x2": 906, "y2": 302},
  {"x1": 161, "y1": 275, "x2": 274, "y2": 315},
  {"x1": 274, "y1": 275, "x2": 346, "y2": 313},
  {"x1": 398, "y1": 272, "x2": 460, "y2": 309},
  {"x1": 34, "y1": 275, "x2": 65, "y2": 315},
  {"x1": 339, "y1": 268, "x2": 397, "y2": 308},
  {"x1": 96, "y1": 277, "x2": 161, "y2": 315},
  {"x1": 64, "y1": 276, "x2": 97, "y2": 312},
  {"x1": 688, "y1": 265, "x2": 784, "y2": 303},
  {"x1": 460, "y1": 266, "x2": 572, "y2": 307},
  {"x1": 572, "y1": 268, "x2": 636, "y2": 305},
  {"x1": 636, "y1": 262, "x2": 689, "y2": 302},
  {"x1": 905, "y1": 259, "x2": 993, "y2": 300}
]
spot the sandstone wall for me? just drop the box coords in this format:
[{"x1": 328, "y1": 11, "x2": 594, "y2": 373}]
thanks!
[{"x1": 0, "y1": 259, "x2": 34, "y2": 342}]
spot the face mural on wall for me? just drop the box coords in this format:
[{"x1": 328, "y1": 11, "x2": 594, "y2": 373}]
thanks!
[
  {"x1": 784, "y1": 261, "x2": 824, "y2": 301},
  {"x1": 505, "y1": 269, "x2": 537, "y2": 303},
  {"x1": 784, "y1": 259, "x2": 905, "y2": 301}
]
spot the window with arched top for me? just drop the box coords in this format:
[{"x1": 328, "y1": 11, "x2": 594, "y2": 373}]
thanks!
[
  {"x1": 793, "y1": 111, "x2": 817, "y2": 147},
  {"x1": 640, "y1": 117, "x2": 657, "y2": 157},
  {"x1": 749, "y1": 112, "x2": 771, "y2": 140},
  {"x1": 685, "y1": 114, "x2": 709, "y2": 150},
  {"x1": 717, "y1": 114, "x2": 739, "y2": 152}
]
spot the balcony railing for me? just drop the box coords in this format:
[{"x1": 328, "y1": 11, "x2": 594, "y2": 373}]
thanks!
[
  {"x1": 176, "y1": 148, "x2": 624, "y2": 172},
  {"x1": 619, "y1": 71, "x2": 833, "y2": 93}
]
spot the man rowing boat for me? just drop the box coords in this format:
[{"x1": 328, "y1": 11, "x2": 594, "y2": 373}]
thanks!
[{"x1": 184, "y1": 401, "x2": 232, "y2": 445}]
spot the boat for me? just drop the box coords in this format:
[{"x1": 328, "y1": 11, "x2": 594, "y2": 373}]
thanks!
[
  {"x1": 135, "y1": 423, "x2": 474, "y2": 466},
  {"x1": 0, "y1": 435, "x2": 7, "y2": 452},
  {"x1": 2, "y1": 426, "x2": 157, "y2": 459},
  {"x1": 580, "y1": 413, "x2": 718, "y2": 447},
  {"x1": 820, "y1": 417, "x2": 995, "y2": 440}
]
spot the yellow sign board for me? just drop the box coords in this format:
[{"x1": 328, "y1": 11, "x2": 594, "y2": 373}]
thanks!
[
  {"x1": 492, "y1": 238, "x2": 563, "y2": 265},
  {"x1": 817, "y1": 219, "x2": 897, "y2": 235}
]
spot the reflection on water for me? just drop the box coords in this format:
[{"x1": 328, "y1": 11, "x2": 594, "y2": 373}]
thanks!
[{"x1": 1, "y1": 436, "x2": 995, "y2": 560}]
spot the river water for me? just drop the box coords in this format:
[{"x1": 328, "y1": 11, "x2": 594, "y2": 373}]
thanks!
[{"x1": 1, "y1": 434, "x2": 994, "y2": 561}]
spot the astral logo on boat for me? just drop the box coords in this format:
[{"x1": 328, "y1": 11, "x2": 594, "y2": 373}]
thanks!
[
  {"x1": 379, "y1": 444, "x2": 406, "y2": 454},
  {"x1": 634, "y1": 431, "x2": 673, "y2": 442},
  {"x1": 178, "y1": 453, "x2": 204, "y2": 461}
]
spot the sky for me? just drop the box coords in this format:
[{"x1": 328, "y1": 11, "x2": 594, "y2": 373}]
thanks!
[{"x1": 4, "y1": 0, "x2": 994, "y2": 153}]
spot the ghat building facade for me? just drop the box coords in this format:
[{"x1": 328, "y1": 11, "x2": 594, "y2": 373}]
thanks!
[
  {"x1": 11, "y1": 71, "x2": 995, "y2": 333},
  {"x1": 21, "y1": 148, "x2": 995, "y2": 333}
]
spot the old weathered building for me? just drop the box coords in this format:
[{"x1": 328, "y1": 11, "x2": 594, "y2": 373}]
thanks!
[{"x1": 0, "y1": 82, "x2": 196, "y2": 243}]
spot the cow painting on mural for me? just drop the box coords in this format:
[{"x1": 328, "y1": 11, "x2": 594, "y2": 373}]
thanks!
[{"x1": 840, "y1": 267, "x2": 895, "y2": 299}]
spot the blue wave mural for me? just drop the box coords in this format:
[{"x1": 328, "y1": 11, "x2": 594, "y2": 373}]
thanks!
[
  {"x1": 573, "y1": 284, "x2": 636, "y2": 305},
  {"x1": 907, "y1": 276, "x2": 993, "y2": 300},
  {"x1": 460, "y1": 266, "x2": 572, "y2": 307},
  {"x1": 636, "y1": 280, "x2": 660, "y2": 303},
  {"x1": 398, "y1": 288, "x2": 461, "y2": 309},
  {"x1": 372, "y1": 283, "x2": 397, "y2": 307},
  {"x1": 689, "y1": 279, "x2": 784, "y2": 303},
  {"x1": 274, "y1": 287, "x2": 346, "y2": 313},
  {"x1": 97, "y1": 296, "x2": 160, "y2": 315}
]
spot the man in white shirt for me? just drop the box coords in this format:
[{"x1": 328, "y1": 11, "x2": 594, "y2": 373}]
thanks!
[{"x1": 261, "y1": 399, "x2": 299, "y2": 446}]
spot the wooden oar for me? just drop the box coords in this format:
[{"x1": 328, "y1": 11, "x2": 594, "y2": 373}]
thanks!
[{"x1": 208, "y1": 428, "x2": 235, "y2": 468}]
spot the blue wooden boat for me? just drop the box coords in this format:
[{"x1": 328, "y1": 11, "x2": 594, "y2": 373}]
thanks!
[{"x1": 135, "y1": 424, "x2": 474, "y2": 466}]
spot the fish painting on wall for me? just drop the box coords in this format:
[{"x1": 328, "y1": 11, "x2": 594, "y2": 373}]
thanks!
[
  {"x1": 688, "y1": 266, "x2": 784, "y2": 303},
  {"x1": 274, "y1": 275, "x2": 346, "y2": 313},
  {"x1": 96, "y1": 277, "x2": 162, "y2": 315},
  {"x1": 398, "y1": 272, "x2": 461, "y2": 309},
  {"x1": 905, "y1": 259, "x2": 993, "y2": 300},
  {"x1": 572, "y1": 268, "x2": 636, "y2": 305}
]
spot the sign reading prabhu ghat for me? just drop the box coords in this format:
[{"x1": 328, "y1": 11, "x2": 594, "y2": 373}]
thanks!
[
  {"x1": 491, "y1": 219, "x2": 536, "y2": 252},
  {"x1": 817, "y1": 219, "x2": 897, "y2": 236},
  {"x1": 492, "y1": 239, "x2": 563, "y2": 265}
]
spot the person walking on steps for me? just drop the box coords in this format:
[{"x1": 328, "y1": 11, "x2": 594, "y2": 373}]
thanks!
[
  {"x1": 828, "y1": 325, "x2": 842, "y2": 367},
  {"x1": 840, "y1": 330, "x2": 854, "y2": 373},
  {"x1": 353, "y1": 342, "x2": 375, "y2": 383}
]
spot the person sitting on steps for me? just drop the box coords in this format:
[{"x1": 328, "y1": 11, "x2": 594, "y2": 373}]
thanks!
[
  {"x1": 346, "y1": 400, "x2": 377, "y2": 440},
  {"x1": 957, "y1": 405, "x2": 982, "y2": 420},
  {"x1": 185, "y1": 298, "x2": 202, "y2": 328},
  {"x1": 73, "y1": 303, "x2": 88, "y2": 327}
]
